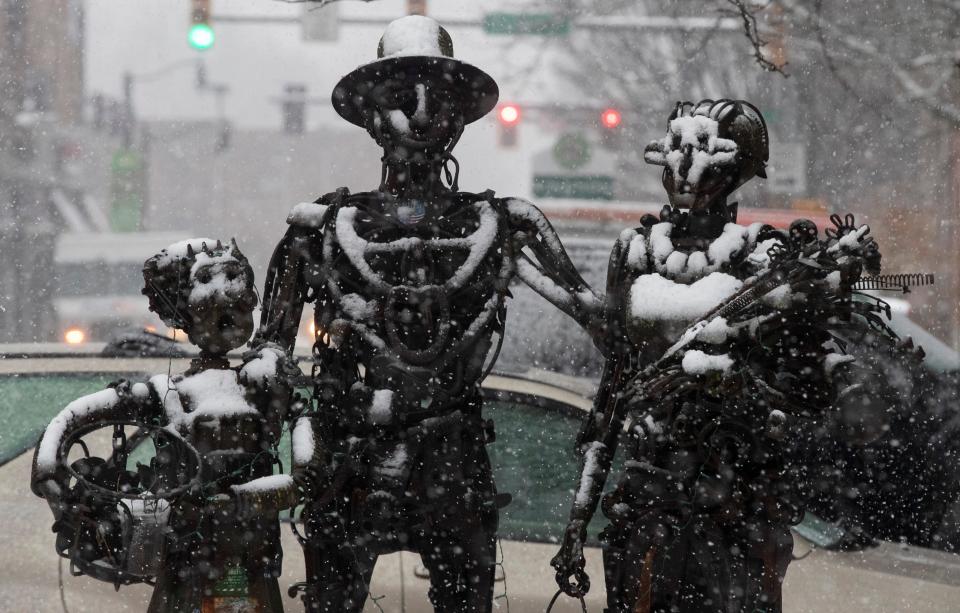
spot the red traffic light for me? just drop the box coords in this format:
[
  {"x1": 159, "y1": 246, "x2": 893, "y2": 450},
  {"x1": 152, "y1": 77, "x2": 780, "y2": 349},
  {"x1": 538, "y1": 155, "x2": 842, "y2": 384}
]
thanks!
[
  {"x1": 601, "y1": 108, "x2": 622, "y2": 129},
  {"x1": 498, "y1": 104, "x2": 521, "y2": 126}
]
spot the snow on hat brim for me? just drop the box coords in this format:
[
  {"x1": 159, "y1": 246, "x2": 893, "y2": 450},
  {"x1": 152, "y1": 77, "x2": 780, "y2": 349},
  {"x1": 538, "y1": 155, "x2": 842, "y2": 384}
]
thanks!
[
  {"x1": 333, "y1": 56, "x2": 499, "y2": 127},
  {"x1": 332, "y1": 16, "x2": 498, "y2": 127}
]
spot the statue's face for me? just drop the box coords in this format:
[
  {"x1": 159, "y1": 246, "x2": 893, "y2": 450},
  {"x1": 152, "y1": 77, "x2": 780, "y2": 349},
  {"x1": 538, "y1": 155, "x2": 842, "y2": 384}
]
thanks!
[
  {"x1": 184, "y1": 258, "x2": 256, "y2": 355},
  {"x1": 644, "y1": 115, "x2": 739, "y2": 211},
  {"x1": 368, "y1": 79, "x2": 462, "y2": 157}
]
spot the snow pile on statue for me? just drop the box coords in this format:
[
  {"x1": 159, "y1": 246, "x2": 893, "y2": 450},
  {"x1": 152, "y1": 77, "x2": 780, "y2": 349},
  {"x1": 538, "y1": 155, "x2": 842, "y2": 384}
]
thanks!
[{"x1": 31, "y1": 238, "x2": 321, "y2": 613}]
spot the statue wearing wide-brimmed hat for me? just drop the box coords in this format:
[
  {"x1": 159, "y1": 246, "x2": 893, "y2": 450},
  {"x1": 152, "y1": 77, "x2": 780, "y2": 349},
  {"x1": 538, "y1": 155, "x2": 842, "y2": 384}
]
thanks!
[{"x1": 257, "y1": 14, "x2": 607, "y2": 613}]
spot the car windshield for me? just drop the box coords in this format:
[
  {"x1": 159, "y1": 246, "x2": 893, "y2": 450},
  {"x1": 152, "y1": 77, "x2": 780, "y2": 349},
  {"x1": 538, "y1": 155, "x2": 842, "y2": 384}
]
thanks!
[{"x1": 2, "y1": 2, "x2": 959, "y2": 612}]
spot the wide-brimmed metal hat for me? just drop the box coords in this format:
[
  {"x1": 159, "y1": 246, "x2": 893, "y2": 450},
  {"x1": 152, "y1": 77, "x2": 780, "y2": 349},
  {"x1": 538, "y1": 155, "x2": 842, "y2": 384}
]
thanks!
[{"x1": 332, "y1": 15, "x2": 499, "y2": 128}]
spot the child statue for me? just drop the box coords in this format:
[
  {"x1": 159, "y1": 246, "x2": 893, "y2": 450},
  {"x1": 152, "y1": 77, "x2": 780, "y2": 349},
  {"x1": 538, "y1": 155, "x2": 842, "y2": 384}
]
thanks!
[{"x1": 31, "y1": 238, "x2": 323, "y2": 613}]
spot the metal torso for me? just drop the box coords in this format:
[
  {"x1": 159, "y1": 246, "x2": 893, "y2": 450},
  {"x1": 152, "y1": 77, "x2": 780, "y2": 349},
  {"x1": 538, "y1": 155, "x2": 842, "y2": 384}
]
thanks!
[
  {"x1": 312, "y1": 190, "x2": 512, "y2": 430},
  {"x1": 622, "y1": 214, "x2": 773, "y2": 363}
]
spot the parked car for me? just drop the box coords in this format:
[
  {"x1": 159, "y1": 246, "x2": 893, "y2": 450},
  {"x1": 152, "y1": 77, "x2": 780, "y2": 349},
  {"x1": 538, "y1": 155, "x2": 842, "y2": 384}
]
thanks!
[{"x1": 1, "y1": 351, "x2": 958, "y2": 612}]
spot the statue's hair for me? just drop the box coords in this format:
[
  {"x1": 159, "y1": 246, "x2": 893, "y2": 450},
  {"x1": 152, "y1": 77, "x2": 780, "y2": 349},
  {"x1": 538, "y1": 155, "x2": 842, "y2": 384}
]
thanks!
[
  {"x1": 141, "y1": 238, "x2": 253, "y2": 331},
  {"x1": 670, "y1": 98, "x2": 769, "y2": 179}
]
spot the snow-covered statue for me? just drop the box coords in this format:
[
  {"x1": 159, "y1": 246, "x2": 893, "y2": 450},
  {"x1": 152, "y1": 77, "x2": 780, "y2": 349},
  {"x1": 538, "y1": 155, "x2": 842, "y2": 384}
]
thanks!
[
  {"x1": 550, "y1": 99, "x2": 918, "y2": 613},
  {"x1": 256, "y1": 15, "x2": 603, "y2": 613},
  {"x1": 30, "y1": 238, "x2": 321, "y2": 613}
]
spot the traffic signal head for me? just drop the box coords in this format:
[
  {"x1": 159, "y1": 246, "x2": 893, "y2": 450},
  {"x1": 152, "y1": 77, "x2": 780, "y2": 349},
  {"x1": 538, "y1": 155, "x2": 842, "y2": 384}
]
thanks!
[
  {"x1": 601, "y1": 108, "x2": 622, "y2": 129},
  {"x1": 498, "y1": 104, "x2": 521, "y2": 126},
  {"x1": 189, "y1": 0, "x2": 213, "y2": 50}
]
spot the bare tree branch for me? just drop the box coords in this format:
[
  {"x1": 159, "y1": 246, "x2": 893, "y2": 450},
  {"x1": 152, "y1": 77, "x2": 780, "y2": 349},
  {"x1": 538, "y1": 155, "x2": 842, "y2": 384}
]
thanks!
[
  {"x1": 722, "y1": 0, "x2": 789, "y2": 76},
  {"x1": 776, "y1": 0, "x2": 960, "y2": 126}
]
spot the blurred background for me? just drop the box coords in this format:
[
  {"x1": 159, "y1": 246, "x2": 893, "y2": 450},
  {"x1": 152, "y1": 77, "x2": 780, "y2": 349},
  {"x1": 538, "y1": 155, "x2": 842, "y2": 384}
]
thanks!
[{"x1": 0, "y1": 0, "x2": 956, "y2": 373}]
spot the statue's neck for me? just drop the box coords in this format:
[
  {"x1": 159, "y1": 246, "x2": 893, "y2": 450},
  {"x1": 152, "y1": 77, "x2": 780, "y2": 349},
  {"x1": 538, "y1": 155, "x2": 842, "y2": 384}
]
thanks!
[
  {"x1": 187, "y1": 351, "x2": 231, "y2": 375},
  {"x1": 663, "y1": 199, "x2": 736, "y2": 241},
  {"x1": 382, "y1": 156, "x2": 450, "y2": 199}
]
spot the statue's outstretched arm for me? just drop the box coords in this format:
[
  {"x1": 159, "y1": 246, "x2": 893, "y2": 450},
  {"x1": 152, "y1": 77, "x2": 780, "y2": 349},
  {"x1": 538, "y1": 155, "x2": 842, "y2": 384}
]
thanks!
[
  {"x1": 504, "y1": 198, "x2": 606, "y2": 349},
  {"x1": 31, "y1": 381, "x2": 155, "y2": 508}
]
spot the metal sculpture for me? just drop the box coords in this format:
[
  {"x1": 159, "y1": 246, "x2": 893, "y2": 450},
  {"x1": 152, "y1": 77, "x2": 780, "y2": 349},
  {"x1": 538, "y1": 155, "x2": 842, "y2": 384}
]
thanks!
[
  {"x1": 256, "y1": 15, "x2": 604, "y2": 613},
  {"x1": 31, "y1": 238, "x2": 321, "y2": 613},
  {"x1": 550, "y1": 99, "x2": 922, "y2": 613}
]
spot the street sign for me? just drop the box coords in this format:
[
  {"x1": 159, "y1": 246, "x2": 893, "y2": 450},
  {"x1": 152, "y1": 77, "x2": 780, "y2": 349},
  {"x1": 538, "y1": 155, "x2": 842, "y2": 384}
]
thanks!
[
  {"x1": 533, "y1": 175, "x2": 614, "y2": 200},
  {"x1": 767, "y1": 141, "x2": 807, "y2": 195},
  {"x1": 110, "y1": 149, "x2": 145, "y2": 232},
  {"x1": 301, "y1": 3, "x2": 339, "y2": 43},
  {"x1": 483, "y1": 12, "x2": 570, "y2": 36},
  {"x1": 533, "y1": 133, "x2": 615, "y2": 200}
]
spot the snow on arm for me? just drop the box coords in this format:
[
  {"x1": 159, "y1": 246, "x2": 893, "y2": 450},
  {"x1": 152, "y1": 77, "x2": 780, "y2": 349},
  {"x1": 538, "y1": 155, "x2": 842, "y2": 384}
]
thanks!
[
  {"x1": 681, "y1": 350, "x2": 734, "y2": 375},
  {"x1": 367, "y1": 389, "x2": 395, "y2": 426},
  {"x1": 231, "y1": 473, "x2": 295, "y2": 494},
  {"x1": 291, "y1": 416, "x2": 315, "y2": 468},
  {"x1": 505, "y1": 198, "x2": 565, "y2": 255},
  {"x1": 36, "y1": 388, "x2": 121, "y2": 475},
  {"x1": 573, "y1": 441, "x2": 606, "y2": 510},
  {"x1": 516, "y1": 256, "x2": 578, "y2": 309}
]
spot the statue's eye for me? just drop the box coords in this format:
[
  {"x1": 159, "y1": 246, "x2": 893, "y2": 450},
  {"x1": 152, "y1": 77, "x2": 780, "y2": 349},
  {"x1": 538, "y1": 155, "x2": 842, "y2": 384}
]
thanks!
[{"x1": 196, "y1": 269, "x2": 212, "y2": 284}]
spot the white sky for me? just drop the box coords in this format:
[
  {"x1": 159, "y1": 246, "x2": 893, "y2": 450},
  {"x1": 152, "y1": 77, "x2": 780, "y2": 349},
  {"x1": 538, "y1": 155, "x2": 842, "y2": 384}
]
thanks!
[
  {"x1": 85, "y1": 0, "x2": 553, "y2": 130},
  {"x1": 84, "y1": 0, "x2": 570, "y2": 197}
]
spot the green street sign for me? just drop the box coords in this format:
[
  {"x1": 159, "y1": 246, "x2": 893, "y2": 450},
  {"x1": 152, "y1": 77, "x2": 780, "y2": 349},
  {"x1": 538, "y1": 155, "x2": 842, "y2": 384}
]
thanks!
[
  {"x1": 533, "y1": 175, "x2": 614, "y2": 200},
  {"x1": 110, "y1": 149, "x2": 145, "y2": 232},
  {"x1": 483, "y1": 12, "x2": 570, "y2": 36}
]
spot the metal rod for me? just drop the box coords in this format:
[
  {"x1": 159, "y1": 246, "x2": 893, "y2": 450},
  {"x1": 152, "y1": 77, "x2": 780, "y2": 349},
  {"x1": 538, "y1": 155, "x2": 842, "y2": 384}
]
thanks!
[{"x1": 211, "y1": 14, "x2": 744, "y2": 32}]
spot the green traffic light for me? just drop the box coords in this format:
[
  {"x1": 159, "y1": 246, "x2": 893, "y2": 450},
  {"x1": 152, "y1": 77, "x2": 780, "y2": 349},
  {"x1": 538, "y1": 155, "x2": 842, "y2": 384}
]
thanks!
[{"x1": 188, "y1": 23, "x2": 215, "y2": 50}]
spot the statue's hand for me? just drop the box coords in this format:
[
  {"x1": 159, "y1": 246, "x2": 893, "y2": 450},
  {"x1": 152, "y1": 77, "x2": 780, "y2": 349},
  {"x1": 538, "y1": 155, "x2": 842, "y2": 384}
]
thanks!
[
  {"x1": 240, "y1": 342, "x2": 301, "y2": 389},
  {"x1": 550, "y1": 519, "x2": 591, "y2": 597}
]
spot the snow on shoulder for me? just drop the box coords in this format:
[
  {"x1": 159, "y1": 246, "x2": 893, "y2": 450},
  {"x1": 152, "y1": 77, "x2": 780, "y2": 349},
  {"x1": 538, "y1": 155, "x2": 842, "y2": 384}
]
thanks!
[{"x1": 287, "y1": 201, "x2": 329, "y2": 228}]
